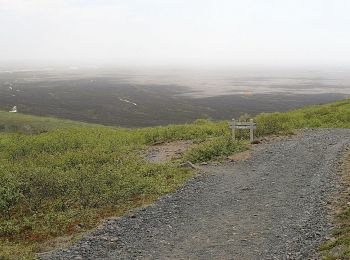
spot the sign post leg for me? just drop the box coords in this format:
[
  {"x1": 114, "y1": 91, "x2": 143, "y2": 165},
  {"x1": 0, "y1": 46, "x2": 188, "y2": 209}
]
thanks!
[
  {"x1": 232, "y1": 119, "x2": 236, "y2": 141},
  {"x1": 250, "y1": 119, "x2": 254, "y2": 142}
]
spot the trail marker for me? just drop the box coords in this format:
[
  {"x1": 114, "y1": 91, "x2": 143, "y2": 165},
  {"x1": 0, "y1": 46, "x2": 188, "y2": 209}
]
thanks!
[{"x1": 229, "y1": 119, "x2": 256, "y2": 142}]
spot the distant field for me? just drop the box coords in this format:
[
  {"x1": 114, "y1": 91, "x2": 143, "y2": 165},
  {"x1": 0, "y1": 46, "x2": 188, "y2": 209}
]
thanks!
[{"x1": 0, "y1": 69, "x2": 348, "y2": 127}]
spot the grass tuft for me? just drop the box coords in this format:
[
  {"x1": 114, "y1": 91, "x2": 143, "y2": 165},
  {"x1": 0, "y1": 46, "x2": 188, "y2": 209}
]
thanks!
[{"x1": 183, "y1": 137, "x2": 248, "y2": 163}]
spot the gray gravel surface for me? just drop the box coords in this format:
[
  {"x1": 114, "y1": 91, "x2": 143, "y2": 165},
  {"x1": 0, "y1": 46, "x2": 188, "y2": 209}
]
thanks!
[{"x1": 40, "y1": 129, "x2": 350, "y2": 260}]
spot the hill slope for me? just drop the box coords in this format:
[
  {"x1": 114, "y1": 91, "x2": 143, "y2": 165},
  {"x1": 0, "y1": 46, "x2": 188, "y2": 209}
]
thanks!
[
  {"x1": 41, "y1": 129, "x2": 350, "y2": 259},
  {"x1": 0, "y1": 110, "x2": 100, "y2": 134},
  {"x1": 0, "y1": 99, "x2": 349, "y2": 259}
]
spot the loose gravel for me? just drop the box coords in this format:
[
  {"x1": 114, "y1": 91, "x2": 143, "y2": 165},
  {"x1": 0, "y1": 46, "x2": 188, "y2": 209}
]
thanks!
[{"x1": 40, "y1": 129, "x2": 350, "y2": 260}]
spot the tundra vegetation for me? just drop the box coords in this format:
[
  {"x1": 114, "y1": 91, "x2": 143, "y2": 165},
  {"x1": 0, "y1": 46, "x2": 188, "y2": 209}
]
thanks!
[
  {"x1": 0, "y1": 99, "x2": 349, "y2": 259},
  {"x1": 319, "y1": 149, "x2": 350, "y2": 259}
]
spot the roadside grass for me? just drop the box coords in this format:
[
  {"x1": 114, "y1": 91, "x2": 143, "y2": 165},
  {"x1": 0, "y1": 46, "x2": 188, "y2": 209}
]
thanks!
[
  {"x1": 319, "y1": 149, "x2": 350, "y2": 259},
  {"x1": 183, "y1": 136, "x2": 249, "y2": 163},
  {"x1": 0, "y1": 98, "x2": 349, "y2": 259},
  {"x1": 255, "y1": 98, "x2": 350, "y2": 136}
]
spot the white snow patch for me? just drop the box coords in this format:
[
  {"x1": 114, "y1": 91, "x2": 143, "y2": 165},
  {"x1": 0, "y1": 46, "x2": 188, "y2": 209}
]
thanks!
[
  {"x1": 119, "y1": 98, "x2": 137, "y2": 106},
  {"x1": 9, "y1": 106, "x2": 17, "y2": 113}
]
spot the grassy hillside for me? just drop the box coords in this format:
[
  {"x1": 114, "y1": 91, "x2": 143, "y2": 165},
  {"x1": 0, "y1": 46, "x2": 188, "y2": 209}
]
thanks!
[
  {"x1": 0, "y1": 110, "x2": 101, "y2": 134},
  {"x1": 0, "y1": 99, "x2": 349, "y2": 259},
  {"x1": 255, "y1": 98, "x2": 350, "y2": 136},
  {"x1": 0, "y1": 115, "x2": 247, "y2": 259}
]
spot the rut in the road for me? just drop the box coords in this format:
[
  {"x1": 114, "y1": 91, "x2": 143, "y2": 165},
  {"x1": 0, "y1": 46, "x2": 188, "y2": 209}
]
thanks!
[{"x1": 40, "y1": 129, "x2": 350, "y2": 260}]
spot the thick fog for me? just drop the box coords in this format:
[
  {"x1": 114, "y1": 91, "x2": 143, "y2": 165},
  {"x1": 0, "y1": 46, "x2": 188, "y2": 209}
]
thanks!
[{"x1": 0, "y1": 0, "x2": 350, "y2": 67}]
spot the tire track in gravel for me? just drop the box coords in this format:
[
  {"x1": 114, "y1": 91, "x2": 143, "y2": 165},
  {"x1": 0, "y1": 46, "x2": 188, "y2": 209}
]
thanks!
[{"x1": 40, "y1": 129, "x2": 350, "y2": 260}]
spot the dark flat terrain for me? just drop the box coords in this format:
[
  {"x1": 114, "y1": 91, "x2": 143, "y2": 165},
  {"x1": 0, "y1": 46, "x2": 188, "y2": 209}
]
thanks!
[
  {"x1": 41, "y1": 129, "x2": 350, "y2": 259},
  {"x1": 0, "y1": 69, "x2": 348, "y2": 127}
]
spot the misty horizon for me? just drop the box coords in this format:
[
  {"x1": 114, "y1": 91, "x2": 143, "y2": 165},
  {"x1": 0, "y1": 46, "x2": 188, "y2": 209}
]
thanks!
[
  {"x1": 1, "y1": 0, "x2": 350, "y2": 126},
  {"x1": 1, "y1": 0, "x2": 350, "y2": 67}
]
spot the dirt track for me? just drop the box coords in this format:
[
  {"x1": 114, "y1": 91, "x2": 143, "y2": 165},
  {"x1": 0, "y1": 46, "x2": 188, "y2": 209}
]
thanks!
[{"x1": 41, "y1": 129, "x2": 350, "y2": 259}]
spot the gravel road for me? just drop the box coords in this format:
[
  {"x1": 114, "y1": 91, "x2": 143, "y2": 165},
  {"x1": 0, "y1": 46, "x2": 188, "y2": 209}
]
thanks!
[{"x1": 40, "y1": 129, "x2": 350, "y2": 260}]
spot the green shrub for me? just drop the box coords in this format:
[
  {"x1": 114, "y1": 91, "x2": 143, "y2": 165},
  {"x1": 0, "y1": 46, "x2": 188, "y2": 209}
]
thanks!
[
  {"x1": 183, "y1": 136, "x2": 248, "y2": 163},
  {"x1": 255, "y1": 99, "x2": 350, "y2": 136},
  {"x1": 140, "y1": 120, "x2": 228, "y2": 144},
  {"x1": 0, "y1": 171, "x2": 23, "y2": 218},
  {"x1": 255, "y1": 113, "x2": 296, "y2": 136}
]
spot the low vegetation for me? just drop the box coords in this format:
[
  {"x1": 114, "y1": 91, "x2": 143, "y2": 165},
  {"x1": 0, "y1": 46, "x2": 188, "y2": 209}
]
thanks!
[
  {"x1": 0, "y1": 117, "x2": 235, "y2": 259},
  {"x1": 0, "y1": 110, "x2": 100, "y2": 134},
  {"x1": 183, "y1": 136, "x2": 248, "y2": 163},
  {"x1": 319, "y1": 150, "x2": 350, "y2": 259},
  {"x1": 255, "y1": 98, "x2": 350, "y2": 136},
  {"x1": 0, "y1": 99, "x2": 349, "y2": 259}
]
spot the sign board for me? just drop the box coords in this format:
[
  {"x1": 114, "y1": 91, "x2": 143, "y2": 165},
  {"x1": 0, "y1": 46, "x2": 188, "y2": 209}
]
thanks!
[
  {"x1": 229, "y1": 125, "x2": 256, "y2": 130},
  {"x1": 229, "y1": 119, "x2": 256, "y2": 142}
]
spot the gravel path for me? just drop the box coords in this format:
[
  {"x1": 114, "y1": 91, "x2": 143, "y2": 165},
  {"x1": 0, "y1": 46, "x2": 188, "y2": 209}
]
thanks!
[{"x1": 40, "y1": 129, "x2": 350, "y2": 260}]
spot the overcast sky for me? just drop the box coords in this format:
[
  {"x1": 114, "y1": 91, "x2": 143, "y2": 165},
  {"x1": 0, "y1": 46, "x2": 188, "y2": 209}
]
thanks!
[{"x1": 0, "y1": 0, "x2": 349, "y2": 67}]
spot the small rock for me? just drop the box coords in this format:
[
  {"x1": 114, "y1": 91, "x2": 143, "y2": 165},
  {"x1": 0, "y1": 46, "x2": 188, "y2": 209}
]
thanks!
[
  {"x1": 129, "y1": 213, "x2": 137, "y2": 219},
  {"x1": 74, "y1": 223, "x2": 83, "y2": 231},
  {"x1": 180, "y1": 161, "x2": 198, "y2": 169}
]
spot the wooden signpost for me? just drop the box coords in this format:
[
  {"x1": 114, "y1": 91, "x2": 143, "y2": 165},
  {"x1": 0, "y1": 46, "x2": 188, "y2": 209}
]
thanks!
[{"x1": 229, "y1": 119, "x2": 256, "y2": 142}]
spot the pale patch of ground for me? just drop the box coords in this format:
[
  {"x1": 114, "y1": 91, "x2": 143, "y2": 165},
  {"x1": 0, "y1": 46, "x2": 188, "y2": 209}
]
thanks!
[
  {"x1": 37, "y1": 235, "x2": 76, "y2": 256},
  {"x1": 144, "y1": 140, "x2": 193, "y2": 163},
  {"x1": 227, "y1": 150, "x2": 251, "y2": 162}
]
